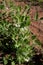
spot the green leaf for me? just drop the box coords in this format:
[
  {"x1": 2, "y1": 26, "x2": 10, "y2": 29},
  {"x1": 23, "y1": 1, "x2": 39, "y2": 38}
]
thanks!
[
  {"x1": 34, "y1": 11, "x2": 38, "y2": 21},
  {"x1": 0, "y1": 41, "x2": 2, "y2": 47},
  {"x1": 0, "y1": 4, "x2": 4, "y2": 9},
  {"x1": 3, "y1": 57, "x2": 8, "y2": 65},
  {"x1": 31, "y1": 35, "x2": 36, "y2": 40},
  {"x1": 11, "y1": 61, "x2": 15, "y2": 65},
  {"x1": 38, "y1": 0, "x2": 43, "y2": 2},
  {"x1": 35, "y1": 39, "x2": 41, "y2": 45}
]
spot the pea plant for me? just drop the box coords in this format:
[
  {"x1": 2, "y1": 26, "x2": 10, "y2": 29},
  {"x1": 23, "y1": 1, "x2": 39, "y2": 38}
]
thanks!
[{"x1": 0, "y1": 0, "x2": 42, "y2": 65}]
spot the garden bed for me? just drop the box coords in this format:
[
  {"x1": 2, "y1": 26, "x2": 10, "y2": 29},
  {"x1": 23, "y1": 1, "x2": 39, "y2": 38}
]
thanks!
[{"x1": 0, "y1": 0, "x2": 43, "y2": 65}]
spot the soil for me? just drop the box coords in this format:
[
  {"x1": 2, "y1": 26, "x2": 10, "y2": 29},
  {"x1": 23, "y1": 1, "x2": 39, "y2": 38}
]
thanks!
[{"x1": 29, "y1": 6, "x2": 43, "y2": 44}]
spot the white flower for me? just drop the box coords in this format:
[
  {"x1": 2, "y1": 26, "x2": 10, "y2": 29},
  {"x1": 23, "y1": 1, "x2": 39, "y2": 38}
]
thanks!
[
  {"x1": 25, "y1": 57, "x2": 30, "y2": 62},
  {"x1": 14, "y1": 24, "x2": 20, "y2": 27}
]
